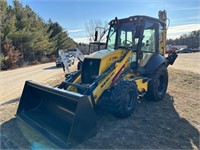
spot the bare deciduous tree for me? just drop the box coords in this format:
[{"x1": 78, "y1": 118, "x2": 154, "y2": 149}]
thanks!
[{"x1": 85, "y1": 19, "x2": 108, "y2": 42}]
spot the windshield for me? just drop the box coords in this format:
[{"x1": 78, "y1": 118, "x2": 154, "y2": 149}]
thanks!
[{"x1": 106, "y1": 22, "x2": 140, "y2": 51}]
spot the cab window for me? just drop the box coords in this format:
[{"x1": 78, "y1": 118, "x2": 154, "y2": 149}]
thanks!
[
  {"x1": 107, "y1": 27, "x2": 116, "y2": 51},
  {"x1": 141, "y1": 22, "x2": 156, "y2": 53},
  {"x1": 119, "y1": 30, "x2": 133, "y2": 47}
]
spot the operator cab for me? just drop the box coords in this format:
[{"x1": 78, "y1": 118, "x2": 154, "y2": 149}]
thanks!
[{"x1": 106, "y1": 16, "x2": 165, "y2": 71}]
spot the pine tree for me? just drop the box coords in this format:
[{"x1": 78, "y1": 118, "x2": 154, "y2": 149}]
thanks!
[
  {"x1": 47, "y1": 22, "x2": 77, "y2": 54},
  {"x1": 1, "y1": 0, "x2": 78, "y2": 69}
]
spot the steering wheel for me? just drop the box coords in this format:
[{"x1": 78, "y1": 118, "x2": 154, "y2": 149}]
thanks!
[
  {"x1": 118, "y1": 40, "x2": 133, "y2": 50},
  {"x1": 123, "y1": 39, "x2": 132, "y2": 46}
]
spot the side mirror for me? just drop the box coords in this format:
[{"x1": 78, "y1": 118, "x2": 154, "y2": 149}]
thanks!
[{"x1": 94, "y1": 31, "x2": 98, "y2": 41}]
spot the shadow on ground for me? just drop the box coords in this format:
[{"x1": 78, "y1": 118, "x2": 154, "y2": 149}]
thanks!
[
  {"x1": 43, "y1": 66, "x2": 61, "y2": 70},
  {"x1": 1, "y1": 118, "x2": 30, "y2": 149},
  {"x1": 0, "y1": 98, "x2": 19, "y2": 106},
  {"x1": 1, "y1": 94, "x2": 199, "y2": 149},
  {"x1": 77, "y1": 93, "x2": 199, "y2": 149},
  {"x1": 1, "y1": 118, "x2": 56, "y2": 149}
]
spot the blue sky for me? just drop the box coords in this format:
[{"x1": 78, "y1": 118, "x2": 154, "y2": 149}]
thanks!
[{"x1": 8, "y1": 0, "x2": 200, "y2": 43}]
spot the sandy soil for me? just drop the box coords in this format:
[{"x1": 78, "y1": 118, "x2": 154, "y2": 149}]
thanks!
[
  {"x1": 0, "y1": 54, "x2": 200, "y2": 149},
  {"x1": 169, "y1": 53, "x2": 200, "y2": 74},
  {"x1": 0, "y1": 61, "x2": 77, "y2": 105}
]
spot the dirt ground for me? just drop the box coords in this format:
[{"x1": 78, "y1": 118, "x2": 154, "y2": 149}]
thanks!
[
  {"x1": 169, "y1": 53, "x2": 200, "y2": 74},
  {"x1": 0, "y1": 61, "x2": 78, "y2": 105},
  {"x1": 1, "y1": 54, "x2": 200, "y2": 149}
]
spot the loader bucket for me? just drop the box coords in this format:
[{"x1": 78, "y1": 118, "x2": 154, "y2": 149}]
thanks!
[{"x1": 16, "y1": 81, "x2": 97, "y2": 148}]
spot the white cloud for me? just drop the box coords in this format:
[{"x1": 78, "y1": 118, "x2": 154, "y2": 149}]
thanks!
[
  {"x1": 72, "y1": 24, "x2": 200, "y2": 42},
  {"x1": 68, "y1": 29, "x2": 85, "y2": 33},
  {"x1": 171, "y1": 16, "x2": 200, "y2": 23},
  {"x1": 168, "y1": 7, "x2": 200, "y2": 11},
  {"x1": 73, "y1": 37, "x2": 90, "y2": 44},
  {"x1": 167, "y1": 24, "x2": 200, "y2": 39}
]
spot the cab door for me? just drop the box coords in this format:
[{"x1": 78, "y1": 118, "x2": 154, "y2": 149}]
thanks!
[{"x1": 139, "y1": 21, "x2": 159, "y2": 67}]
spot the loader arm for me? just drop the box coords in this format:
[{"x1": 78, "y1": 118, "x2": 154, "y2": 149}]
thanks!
[{"x1": 59, "y1": 49, "x2": 132, "y2": 106}]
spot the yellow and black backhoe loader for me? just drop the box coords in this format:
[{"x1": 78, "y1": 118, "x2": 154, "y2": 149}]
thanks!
[{"x1": 16, "y1": 10, "x2": 177, "y2": 148}]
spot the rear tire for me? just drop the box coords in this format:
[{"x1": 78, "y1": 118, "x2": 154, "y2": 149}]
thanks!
[
  {"x1": 111, "y1": 80, "x2": 138, "y2": 118},
  {"x1": 145, "y1": 65, "x2": 168, "y2": 101}
]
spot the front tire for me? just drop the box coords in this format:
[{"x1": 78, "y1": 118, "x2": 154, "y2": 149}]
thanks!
[
  {"x1": 145, "y1": 65, "x2": 168, "y2": 101},
  {"x1": 111, "y1": 80, "x2": 138, "y2": 118}
]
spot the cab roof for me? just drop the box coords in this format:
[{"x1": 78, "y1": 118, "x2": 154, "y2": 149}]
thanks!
[{"x1": 109, "y1": 15, "x2": 165, "y2": 26}]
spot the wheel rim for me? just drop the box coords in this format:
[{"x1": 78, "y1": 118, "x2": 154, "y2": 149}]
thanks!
[
  {"x1": 125, "y1": 90, "x2": 135, "y2": 110},
  {"x1": 158, "y1": 73, "x2": 167, "y2": 95}
]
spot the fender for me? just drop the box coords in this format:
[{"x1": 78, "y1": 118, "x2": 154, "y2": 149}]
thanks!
[{"x1": 142, "y1": 53, "x2": 167, "y2": 75}]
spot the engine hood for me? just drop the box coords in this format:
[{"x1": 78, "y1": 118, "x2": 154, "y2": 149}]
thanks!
[{"x1": 87, "y1": 49, "x2": 111, "y2": 59}]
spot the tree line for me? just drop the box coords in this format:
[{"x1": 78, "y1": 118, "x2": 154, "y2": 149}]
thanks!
[
  {"x1": 1, "y1": 1, "x2": 198, "y2": 70},
  {"x1": 0, "y1": 0, "x2": 77, "y2": 70},
  {"x1": 167, "y1": 30, "x2": 199, "y2": 49}
]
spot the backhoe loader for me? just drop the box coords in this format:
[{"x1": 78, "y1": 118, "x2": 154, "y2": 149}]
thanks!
[{"x1": 16, "y1": 10, "x2": 177, "y2": 148}]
